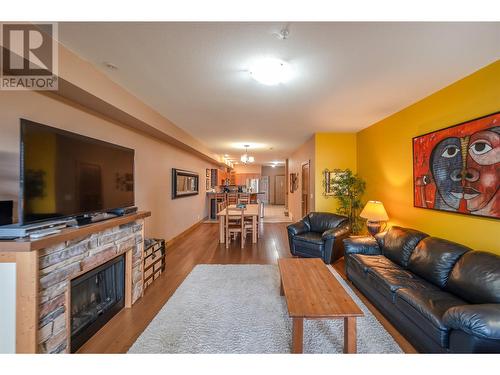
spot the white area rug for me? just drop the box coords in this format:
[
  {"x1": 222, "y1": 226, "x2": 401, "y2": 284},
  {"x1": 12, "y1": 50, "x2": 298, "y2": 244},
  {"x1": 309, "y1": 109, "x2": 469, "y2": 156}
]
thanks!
[{"x1": 128, "y1": 264, "x2": 402, "y2": 354}]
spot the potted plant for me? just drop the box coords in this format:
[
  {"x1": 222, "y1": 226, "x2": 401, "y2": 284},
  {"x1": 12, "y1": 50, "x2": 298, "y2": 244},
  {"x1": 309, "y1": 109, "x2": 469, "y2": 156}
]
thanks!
[{"x1": 323, "y1": 168, "x2": 366, "y2": 234}]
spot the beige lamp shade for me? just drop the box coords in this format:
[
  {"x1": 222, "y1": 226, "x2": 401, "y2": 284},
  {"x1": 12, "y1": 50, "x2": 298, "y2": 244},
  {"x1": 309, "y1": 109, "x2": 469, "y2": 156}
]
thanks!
[{"x1": 360, "y1": 200, "x2": 389, "y2": 221}]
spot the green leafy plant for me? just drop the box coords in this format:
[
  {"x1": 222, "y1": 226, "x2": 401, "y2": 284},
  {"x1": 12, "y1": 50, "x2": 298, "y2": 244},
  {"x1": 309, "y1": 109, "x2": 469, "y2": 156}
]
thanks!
[{"x1": 323, "y1": 168, "x2": 366, "y2": 234}]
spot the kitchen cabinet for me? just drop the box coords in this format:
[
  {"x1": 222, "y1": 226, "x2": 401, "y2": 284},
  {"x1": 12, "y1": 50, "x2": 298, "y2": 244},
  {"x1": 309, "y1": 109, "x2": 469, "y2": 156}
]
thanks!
[
  {"x1": 229, "y1": 171, "x2": 236, "y2": 185},
  {"x1": 218, "y1": 170, "x2": 228, "y2": 186}
]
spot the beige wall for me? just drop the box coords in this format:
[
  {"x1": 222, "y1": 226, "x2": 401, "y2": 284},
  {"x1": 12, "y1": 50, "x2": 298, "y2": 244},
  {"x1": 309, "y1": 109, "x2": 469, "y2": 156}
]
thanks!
[
  {"x1": 0, "y1": 90, "x2": 218, "y2": 241},
  {"x1": 261, "y1": 166, "x2": 286, "y2": 205},
  {"x1": 233, "y1": 164, "x2": 262, "y2": 174},
  {"x1": 55, "y1": 41, "x2": 221, "y2": 164},
  {"x1": 287, "y1": 136, "x2": 315, "y2": 221}
]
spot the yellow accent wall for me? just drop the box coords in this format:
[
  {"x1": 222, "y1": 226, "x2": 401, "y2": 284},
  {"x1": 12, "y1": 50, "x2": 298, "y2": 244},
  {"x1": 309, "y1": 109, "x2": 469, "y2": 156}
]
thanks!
[
  {"x1": 357, "y1": 60, "x2": 500, "y2": 254},
  {"x1": 315, "y1": 133, "x2": 357, "y2": 213}
]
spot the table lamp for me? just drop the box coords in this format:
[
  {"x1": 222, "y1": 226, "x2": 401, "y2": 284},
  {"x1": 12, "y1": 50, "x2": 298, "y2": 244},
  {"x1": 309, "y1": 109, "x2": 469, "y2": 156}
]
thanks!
[{"x1": 360, "y1": 200, "x2": 389, "y2": 236}]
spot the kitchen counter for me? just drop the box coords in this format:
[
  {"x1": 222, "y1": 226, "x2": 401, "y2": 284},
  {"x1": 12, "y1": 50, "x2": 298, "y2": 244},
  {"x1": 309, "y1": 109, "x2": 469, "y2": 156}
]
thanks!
[
  {"x1": 206, "y1": 192, "x2": 265, "y2": 220},
  {"x1": 206, "y1": 191, "x2": 266, "y2": 195}
]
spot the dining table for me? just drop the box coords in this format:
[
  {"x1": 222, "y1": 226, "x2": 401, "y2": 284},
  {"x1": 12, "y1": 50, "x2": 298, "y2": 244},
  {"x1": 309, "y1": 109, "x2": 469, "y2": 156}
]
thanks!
[{"x1": 217, "y1": 204, "x2": 259, "y2": 244}]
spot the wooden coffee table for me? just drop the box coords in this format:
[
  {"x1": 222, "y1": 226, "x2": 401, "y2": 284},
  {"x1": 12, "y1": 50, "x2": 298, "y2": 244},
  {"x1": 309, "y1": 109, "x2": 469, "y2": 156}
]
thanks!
[{"x1": 278, "y1": 258, "x2": 364, "y2": 354}]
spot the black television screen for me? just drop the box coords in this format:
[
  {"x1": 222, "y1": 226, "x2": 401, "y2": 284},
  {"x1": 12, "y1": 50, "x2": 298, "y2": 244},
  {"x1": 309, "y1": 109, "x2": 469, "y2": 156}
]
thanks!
[{"x1": 20, "y1": 119, "x2": 135, "y2": 224}]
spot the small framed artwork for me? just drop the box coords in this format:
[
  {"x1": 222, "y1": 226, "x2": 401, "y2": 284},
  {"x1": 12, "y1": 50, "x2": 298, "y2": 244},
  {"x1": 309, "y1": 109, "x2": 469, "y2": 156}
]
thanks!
[
  {"x1": 322, "y1": 169, "x2": 347, "y2": 196},
  {"x1": 289, "y1": 173, "x2": 298, "y2": 193},
  {"x1": 413, "y1": 111, "x2": 499, "y2": 219}
]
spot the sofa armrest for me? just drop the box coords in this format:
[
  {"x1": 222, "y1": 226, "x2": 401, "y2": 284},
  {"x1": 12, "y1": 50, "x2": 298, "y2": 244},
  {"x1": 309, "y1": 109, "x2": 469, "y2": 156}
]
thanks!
[
  {"x1": 322, "y1": 224, "x2": 351, "y2": 241},
  {"x1": 343, "y1": 236, "x2": 382, "y2": 256},
  {"x1": 287, "y1": 220, "x2": 309, "y2": 236},
  {"x1": 443, "y1": 304, "x2": 500, "y2": 340}
]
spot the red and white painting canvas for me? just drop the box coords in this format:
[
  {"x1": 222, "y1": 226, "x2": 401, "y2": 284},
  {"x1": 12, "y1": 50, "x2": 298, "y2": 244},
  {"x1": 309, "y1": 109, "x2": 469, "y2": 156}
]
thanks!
[{"x1": 413, "y1": 112, "x2": 499, "y2": 219}]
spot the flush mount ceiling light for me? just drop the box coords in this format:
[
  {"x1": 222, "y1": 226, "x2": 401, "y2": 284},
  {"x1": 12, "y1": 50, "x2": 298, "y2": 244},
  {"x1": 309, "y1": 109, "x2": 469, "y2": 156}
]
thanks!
[
  {"x1": 249, "y1": 58, "x2": 294, "y2": 86},
  {"x1": 240, "y1": 145, "x2": 255, "y2": 164}
]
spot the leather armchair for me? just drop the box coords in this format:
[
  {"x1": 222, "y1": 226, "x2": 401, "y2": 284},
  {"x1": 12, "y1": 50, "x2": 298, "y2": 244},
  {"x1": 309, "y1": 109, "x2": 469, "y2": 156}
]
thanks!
[{"x1": 287, "y1": 212, "x2": 350, "y2": 263}]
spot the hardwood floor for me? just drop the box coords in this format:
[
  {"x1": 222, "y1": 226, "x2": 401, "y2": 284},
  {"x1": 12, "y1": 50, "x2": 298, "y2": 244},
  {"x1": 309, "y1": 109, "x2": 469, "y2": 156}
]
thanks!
[{"x1": 78, "y1": 222, "x2": 416, "y2": 353}]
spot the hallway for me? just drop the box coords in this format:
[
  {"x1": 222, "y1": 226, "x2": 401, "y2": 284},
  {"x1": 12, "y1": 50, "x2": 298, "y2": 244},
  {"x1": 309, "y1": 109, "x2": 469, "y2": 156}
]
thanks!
[{"x1": 262, "y1": 204, "x2": 292, "y2": 223}]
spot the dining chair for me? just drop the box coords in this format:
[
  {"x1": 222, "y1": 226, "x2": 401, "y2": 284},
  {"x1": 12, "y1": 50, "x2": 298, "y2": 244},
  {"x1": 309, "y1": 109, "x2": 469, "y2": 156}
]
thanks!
[
  {"x1": 243, "y1": 209, "x2": 259, "y2": 240},
  {"x1": 227, "y1": 193, "x2": 238, "y2": 205},
  {"x1": 238, "y1": 193, "x2": 250, "y2": 205},
  {"x1": 215, "y1": 193, "x2": 227, "y2": 213},
  {"x1": 225, "y1": 206, "x2": 245, "y2": 248}
]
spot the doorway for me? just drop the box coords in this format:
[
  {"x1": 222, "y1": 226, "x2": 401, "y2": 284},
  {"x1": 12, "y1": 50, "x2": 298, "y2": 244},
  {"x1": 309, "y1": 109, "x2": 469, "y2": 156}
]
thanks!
[
  {"x1": 274, "y1": 175, "x2": 285, "y2": 205},
  {"x1": 301, "y1": 161, "x2": 310, "y2": 217}
]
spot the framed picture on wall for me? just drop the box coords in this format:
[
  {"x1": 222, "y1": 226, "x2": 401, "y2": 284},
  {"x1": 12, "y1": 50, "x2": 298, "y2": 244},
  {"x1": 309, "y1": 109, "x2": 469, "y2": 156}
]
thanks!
[
  {"x1": 289, "y1": 173, "x2": 298, "y2": 193},
  {"x1": 412, "y1": 111, "x2": 499, "y2": 220},
  {"x1": 172, "y1": 169, "x2": 199, "y2": 199},
  {"x1": 322, "y1": 169, "x2": 348, "y2": 197}
]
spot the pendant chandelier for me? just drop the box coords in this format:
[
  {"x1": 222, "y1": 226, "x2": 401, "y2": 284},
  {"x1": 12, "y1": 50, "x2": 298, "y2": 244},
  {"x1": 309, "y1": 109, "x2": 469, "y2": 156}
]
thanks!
[{"x1": 240, "y1": 145, "x2": 255, "y2": 164}]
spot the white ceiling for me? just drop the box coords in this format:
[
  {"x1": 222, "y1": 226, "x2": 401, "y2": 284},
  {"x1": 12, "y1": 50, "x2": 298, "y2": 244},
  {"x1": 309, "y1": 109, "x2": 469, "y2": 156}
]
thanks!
[{"x1": 58, "y1": 22, "x2": 500, "y2": 164}]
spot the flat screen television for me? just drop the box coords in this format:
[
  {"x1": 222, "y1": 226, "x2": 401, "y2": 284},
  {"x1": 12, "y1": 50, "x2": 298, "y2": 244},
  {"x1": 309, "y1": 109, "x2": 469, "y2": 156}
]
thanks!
[{"x1": 20, "y1": 119, "x2": 135, "y2": 225}]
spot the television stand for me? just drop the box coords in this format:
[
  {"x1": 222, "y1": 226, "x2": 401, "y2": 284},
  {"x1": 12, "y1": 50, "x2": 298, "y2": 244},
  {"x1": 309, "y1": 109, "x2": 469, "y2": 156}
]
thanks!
[{"x1": 70, "y1": 212, "x2": 118, "y2": 227}]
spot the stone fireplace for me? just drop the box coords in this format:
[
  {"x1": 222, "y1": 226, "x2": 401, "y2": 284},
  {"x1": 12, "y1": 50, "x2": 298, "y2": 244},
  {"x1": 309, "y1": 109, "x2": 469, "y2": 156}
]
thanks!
[{"x1": 37, "y1": 219, "x2": 144, "y2": 353}]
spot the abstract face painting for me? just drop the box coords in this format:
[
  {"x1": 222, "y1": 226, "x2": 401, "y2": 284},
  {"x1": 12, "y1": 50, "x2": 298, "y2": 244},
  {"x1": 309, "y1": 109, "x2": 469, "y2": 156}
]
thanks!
[{"x1": 413, "y1": 112, "x2": 500, "y2": 219}]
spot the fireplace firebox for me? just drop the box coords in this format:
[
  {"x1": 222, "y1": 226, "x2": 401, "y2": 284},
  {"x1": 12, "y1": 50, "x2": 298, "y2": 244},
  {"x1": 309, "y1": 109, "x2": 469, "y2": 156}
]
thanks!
[{"x1": 70, "y1": 255, "x2": 125, "y2": 353}]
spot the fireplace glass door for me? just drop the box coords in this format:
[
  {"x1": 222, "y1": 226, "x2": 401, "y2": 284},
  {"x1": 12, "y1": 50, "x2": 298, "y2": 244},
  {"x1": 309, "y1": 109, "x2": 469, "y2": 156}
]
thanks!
[{"x1": 70, "y1": 255, "x2": 125, "y2": 353}]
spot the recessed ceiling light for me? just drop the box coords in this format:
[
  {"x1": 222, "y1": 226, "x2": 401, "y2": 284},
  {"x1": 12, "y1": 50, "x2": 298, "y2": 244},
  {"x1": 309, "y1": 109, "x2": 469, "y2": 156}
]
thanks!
[
  {"x1": 249, "y1": 58, "x2": 294, "y2": 86},
  {"x1": 103, "y1": 61, "x2": 118, "y2": 70},
  {"x1": 231, "y1": 142, "x2": 266, "y2": 150},
  {"x1": 273, "y1": 26, "x2": 290, "y2": 40}
]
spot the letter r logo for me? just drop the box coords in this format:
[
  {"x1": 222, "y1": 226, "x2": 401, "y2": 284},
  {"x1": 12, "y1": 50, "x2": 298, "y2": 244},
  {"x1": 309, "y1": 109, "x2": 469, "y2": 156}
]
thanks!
[{"x1": 1, "y1": 23, "x2": 54, "y2": 76}]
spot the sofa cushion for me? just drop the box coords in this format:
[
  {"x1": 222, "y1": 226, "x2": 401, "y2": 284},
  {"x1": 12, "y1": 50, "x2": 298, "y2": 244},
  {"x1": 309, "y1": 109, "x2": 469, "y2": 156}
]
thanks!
[
  {"x1": 395, "y1": 287, "x2": 466, "y2": 348},
  {"x1": 408, "y1": 237, "x2": 471, "y2": 288},
  {"x1": 306, "y1": 212, "x2": 347, "y2": 233},
  {"x1": 446, "y1": 251, "x2": 500, "y2": 304},
  {"x1": 344, "y1": 236, "x2": 382, "y2": 256},
  {"x1": 350, "y1": 254, "x2": 398, "y2": 273},
  {"x1": 367, "y1": 267, "x2": 433, "y2": 302},
  {"x1": 292, "y1": 233, "x2": 324, "y2": 259},
  {"x1": 294, "y1": 232, "x2": 324, "y2": 245},
  {"x1": 382, "y1": 226, "x2": 428, "y2": 268}
]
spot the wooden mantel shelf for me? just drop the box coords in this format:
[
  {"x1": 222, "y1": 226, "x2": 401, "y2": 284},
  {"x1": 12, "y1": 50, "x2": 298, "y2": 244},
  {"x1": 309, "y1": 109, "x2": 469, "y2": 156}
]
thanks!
[{"x1": 0, "y1": 211, "x2": 151, "y2": 253}]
